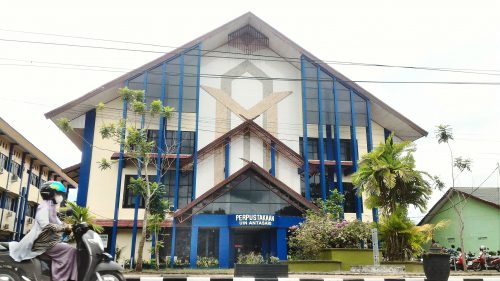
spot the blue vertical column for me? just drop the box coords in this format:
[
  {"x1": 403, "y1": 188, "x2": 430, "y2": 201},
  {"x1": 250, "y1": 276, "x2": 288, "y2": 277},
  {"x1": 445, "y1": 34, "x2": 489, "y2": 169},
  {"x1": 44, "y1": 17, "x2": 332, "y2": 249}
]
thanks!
[
  {"x1": 349, "y1": 90, "x2": 362, "y2": 220},
  {"x1": 219, "y1": 227, "x2": 230, "y2": 268},
  {"x1": 224, "y1": 138, "x2": 230, "y2": 179},
  {"x1": 300, "y1": 56, "x2": 311, "y2": 200},
  {"x1": 110, "y1": 82, "x2": 129, "y2": 258},
  {"x1": 270, "y1": 142, "x2": 276, "y2": 176},
  {"x1": 332, "y1": 78, "x2": 343, "y2": 195},
  {"x1": 316, "y1": 66, "x2": 327, "y2": 200},
  {"x1": 189, "y1": 226, "x2": 199, "y2": 268},
  {"x1": 18, "y1": 157, "x2": 34, "y2": 239},
  {"x1": 276, "y1": 228, "x2": 287, "y2": 260},
  {"x1": 325, "y1": 125, "x2": 335, "y2": 194},
  {"x1": 130, "y1": 71, "x2": 149, "y2": 266},
  {"x1": 77, "y1": 109, "x2": 96, "y2": 207},
  {"x1": 332, "y1": 78, "x2": 344, "y2": 218},
  {"x1": 156, "y1": 63, "x2": 167, "y2": 187},
  {"x1": 15, "y1": 153, "x2": 27, "y2": 240},
  {"x1": 170, "y1": 53, "x2": 185, "y2": 267},
  {"x1": 366, "y1": 102, "x2": 378, "y2": 223},
  {"x1": 192, "y1": 44, "x2": 202, "y2": 200}
]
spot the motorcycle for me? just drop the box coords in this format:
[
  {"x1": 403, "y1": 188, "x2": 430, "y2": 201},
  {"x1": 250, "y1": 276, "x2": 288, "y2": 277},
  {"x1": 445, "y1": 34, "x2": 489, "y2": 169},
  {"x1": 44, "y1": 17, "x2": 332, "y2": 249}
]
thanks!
[
  {"x1": 0, "y1": 222, "x2": 124, "y2": 281},
  {"x1": 491, "y1": 256, "x2": 500, "y2": 272}
]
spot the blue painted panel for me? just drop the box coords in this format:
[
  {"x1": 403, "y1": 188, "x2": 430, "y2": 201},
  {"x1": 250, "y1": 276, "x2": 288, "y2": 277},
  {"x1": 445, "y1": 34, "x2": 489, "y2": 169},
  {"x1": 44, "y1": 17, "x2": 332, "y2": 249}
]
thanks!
[
  {"x1": 325, "y1": 125, "x2": 334, "y2": 194},
  {"x1": 192, "y1": 44, "x2": 202, "y2": 200},
  {"x1": 349, "y1": 90, "x2": 362, "y2": 220},
  {"x1": 77, "y1": 109, "x2": 96, "y2": 207},
  {"x1": 224, "y1": 138, "x2": 230, "y2": 179},
  {"x1": 332, "y1": 78, "x2": 343, "y2": 195},
  {"x1": 110, "y1": 83, "x2": 129, "y2": 258},
  {"x1": 192, "y1": 214, "x2": 229, "y2": 227},
  {"x1": 276, "y1": 228, "x2": 287, "y2": 260},
  {"x1": 219, "y1": 227, "x2": 230, "y2": 268},
  {"x1": 169, "y1": 220, "x2": 177, "y2": 267},
  {"x1": 316, "y1": 65, "x2": 327, "y2": 200},
  {"x1": 270, "y1": 142, "x2": 276, "y2": 176},
  {"x1": 366, "y1": 102, "x2": 379, "y2": 223},
  {"x1": 300, "y1": 56, "x2": 311, "y2": 200},
  {"x1": 189, "y1": 226, "x2": 199, "y2": 268},
  {"x1": 192, "y1": 214, "x2": 303, "y2": 229}
]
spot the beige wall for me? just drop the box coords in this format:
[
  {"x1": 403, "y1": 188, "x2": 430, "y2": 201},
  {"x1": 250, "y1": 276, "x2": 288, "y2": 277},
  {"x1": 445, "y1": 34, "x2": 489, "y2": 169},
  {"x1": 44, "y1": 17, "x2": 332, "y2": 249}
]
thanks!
[{"x1": 114, "y1": 229, "x2": 152, "y2": 266}]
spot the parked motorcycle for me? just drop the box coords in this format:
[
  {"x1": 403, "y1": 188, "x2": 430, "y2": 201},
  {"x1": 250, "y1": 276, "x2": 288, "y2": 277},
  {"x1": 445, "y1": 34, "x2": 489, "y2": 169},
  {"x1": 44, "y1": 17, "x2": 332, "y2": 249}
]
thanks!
[
  {"x1": 491, "y1": 256, "x2": 500, "y2": 272},
  {"x1": 0, "y1": 222, "x2": 124, "y2": 281}
]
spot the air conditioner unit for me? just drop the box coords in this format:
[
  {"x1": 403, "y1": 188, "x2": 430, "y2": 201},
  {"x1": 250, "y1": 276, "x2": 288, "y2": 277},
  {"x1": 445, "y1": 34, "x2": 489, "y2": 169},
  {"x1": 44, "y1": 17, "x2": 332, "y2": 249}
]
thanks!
[
  {"x1": 6, "y1": 211, "x2": 12, "y2": 218},
  {"x1": 3, "y1": 224, "x2": 9, "y2": 230},
  {"x1": 10, "y1": 174, "x2": 19, "y2": 182}
]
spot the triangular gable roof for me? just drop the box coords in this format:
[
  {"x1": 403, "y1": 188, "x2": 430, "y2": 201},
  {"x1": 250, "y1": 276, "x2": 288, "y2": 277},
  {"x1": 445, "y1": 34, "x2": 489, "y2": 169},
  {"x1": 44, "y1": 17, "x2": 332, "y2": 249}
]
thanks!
[
  {"x1": 45, "y1": 12, "x2": 427, "y2": 141},
  {"x1": 174, "y1": 161, "x2": 318, "y2": 223},
  {"x1": 182, "y1": 120, "x2": 303, "y2": 170},
  {"x1": 418, "y1": 187, "x2": 500, "y2": 225}
]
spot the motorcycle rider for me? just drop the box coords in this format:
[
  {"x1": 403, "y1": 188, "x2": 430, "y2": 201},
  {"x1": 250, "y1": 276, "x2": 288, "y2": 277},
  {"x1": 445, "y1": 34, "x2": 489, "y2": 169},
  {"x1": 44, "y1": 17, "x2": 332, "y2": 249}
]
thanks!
[{"x1": 9, "y1": 181, "x2": 77, "y2": 281}]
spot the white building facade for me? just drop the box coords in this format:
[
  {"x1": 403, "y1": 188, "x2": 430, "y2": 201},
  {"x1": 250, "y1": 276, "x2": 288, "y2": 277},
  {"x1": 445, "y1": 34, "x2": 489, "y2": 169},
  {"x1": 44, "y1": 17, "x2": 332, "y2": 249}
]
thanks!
[{"x1": 46, "y1": 13, "x2": 426, "y2": 268}]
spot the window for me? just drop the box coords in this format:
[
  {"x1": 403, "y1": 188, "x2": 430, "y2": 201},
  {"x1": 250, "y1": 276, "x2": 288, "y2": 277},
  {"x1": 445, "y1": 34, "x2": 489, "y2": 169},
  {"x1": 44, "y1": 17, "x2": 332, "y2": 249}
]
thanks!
[
  {"x1": 4, "y1": 196, "x2": 17, "y2": 211},
  {"x1": 123, "y1": 171, "x2": 194, "y2": 210},
  {"x1": 299, "y1": 137, "x2": 352, "y2": 161},
  {"x1": 198, "y1": 170, "x2": 302, "y2": 216},
  {"x1": 147, "y1": 129, "x2": 195, "y2": 155},
  {"x1": 163, "y1": 170, "x2": 193, "y2": 209},
  {"x1": 39, "y1": 178, "x2": 46, "y2": 187},
  {"x1": 0, "y1": 153, "x2": 7, "y2": 170},
  {"x1": 343, "y1": 182, "x2": 358, "y2": 213},
  {"x1": 197, "y1": 228, "x2": 219, "y2": 258},
  {"x1": 30, "y1": 173, "x2": 40, "y2": 187},
  {"x1": 10, "y1": 161, "x2": 22, "y2": 177},
  {"x1": 26, "y1": 203, "x2": 37, "y2": 218},
  {"x1": 300, "y1": 174, "x2": 322, "y2": 201},
  {"x1": 122, "y1": 175, "x2": 147, "y2": 208}
]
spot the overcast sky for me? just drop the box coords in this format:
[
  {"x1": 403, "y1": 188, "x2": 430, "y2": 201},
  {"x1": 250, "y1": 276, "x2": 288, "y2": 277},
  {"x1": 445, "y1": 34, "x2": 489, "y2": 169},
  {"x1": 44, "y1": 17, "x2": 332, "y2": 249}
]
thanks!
[{"x1": 1, "y1": 0, "x2": 499, "y2": 221}]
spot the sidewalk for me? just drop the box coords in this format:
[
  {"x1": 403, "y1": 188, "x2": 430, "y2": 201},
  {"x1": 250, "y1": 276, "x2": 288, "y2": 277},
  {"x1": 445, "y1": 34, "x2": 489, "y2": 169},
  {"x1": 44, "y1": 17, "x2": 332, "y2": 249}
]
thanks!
[{"x1": 123, "y1": 273, "x2": 500, "y2": 281}]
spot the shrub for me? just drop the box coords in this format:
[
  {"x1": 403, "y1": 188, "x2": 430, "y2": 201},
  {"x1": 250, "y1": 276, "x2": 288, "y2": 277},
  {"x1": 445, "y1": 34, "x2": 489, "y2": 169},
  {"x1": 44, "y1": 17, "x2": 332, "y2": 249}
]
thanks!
[
  {"x1": 196, "y1": 256, "x2": 219, "y2": 268},
  {"x1": 288, "y1": 211, "x2": 373, "y2": 260},
  {"x1": 237, "y1": 252, "x2": 265, "y2": 264}
]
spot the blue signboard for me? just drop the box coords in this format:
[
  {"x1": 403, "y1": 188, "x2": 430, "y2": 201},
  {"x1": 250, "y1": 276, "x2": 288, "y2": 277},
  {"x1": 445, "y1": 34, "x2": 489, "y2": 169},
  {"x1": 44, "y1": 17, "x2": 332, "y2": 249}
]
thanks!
[{"x1": 229, "y1": 214, "x2": 277, "y2": 227}]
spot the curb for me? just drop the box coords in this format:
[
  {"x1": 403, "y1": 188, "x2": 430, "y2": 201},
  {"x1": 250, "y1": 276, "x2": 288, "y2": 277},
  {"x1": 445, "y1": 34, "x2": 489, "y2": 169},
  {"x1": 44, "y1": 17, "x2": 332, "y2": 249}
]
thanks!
[{"x1": 125, "y1": 277, "x2": 500, "y2": 281}]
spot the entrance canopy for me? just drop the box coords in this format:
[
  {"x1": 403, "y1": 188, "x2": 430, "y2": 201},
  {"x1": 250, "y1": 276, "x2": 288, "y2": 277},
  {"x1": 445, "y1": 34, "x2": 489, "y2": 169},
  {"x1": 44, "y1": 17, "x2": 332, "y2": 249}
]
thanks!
[{"x1": 174, "y1": 162, "x2": 318, "y2": 223}]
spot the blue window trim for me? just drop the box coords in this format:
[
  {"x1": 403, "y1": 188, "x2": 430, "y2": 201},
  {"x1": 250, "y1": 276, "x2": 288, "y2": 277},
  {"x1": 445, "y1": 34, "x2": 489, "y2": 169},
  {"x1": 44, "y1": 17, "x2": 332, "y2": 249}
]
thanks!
[
  {"x1": 332, "y1": 77, "x2": 343, "y2": 197},
  {"x1": 300, "y1": 55, "x2": 311, "y2": 200},
  {"x1": 270, "y1": 142, "x2": 276, "y2": 176}
]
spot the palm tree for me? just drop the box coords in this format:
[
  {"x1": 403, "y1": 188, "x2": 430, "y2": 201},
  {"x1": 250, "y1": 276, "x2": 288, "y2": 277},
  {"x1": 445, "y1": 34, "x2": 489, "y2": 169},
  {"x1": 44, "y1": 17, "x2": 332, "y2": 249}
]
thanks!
[
  {"x1": 352, "y1": 134, "x2": 433, "y2": 216},
  {"x1": 435, "y1": 125, "x2": 455, "y2": 187}
]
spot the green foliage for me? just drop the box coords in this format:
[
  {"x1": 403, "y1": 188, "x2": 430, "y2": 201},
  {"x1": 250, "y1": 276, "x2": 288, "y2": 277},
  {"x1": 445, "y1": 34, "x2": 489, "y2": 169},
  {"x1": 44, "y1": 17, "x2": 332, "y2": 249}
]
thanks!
[
  {"x1": 96, "y1": 102, "x2": 105, "y2": 112},
  {"x1": 435, "y1": 124, "x2": 454, "y2": 144},
  {"x1": 98, "y1": 158, "x2": 112, "y2": 170},
  {"x1": 352, "y1": 134, "x2": 433, "y2": 215},
  {"x1": 377, "y1": 206, "x2": 448, "y2": 261},
  {"x1": 163, "y1": 106, "x2": 174, "y2": 118},
  {"x1": 196, "y1": 256, "x2": 219, "y2": 268},
  {"x1": 454, "y1": 156, "x2": 472, "y2": 172},
  {"x1": 314, "y1": 189, "x2": 345, "y2": 220},
  {"x1": 288, "y1": 210, "x2": 372, "y2": 260},
  {"x1": 236, "y1": 252, "x2": 265, "y2": 264},
  {"x1": 62, "y1": 201, "x2": 103, "y2": 233},
  {"x1": 99, "y1": 123, "x2": 117, "y2": 139},
  {"x1": 132, "y1": 100, "x2": 146, "y2": 114},
  {"x1": 56, "y1": 118, "x2": 72, "y2": 133},
  {"x1": 150, "y1": 100, "x2": 163, "y2": 115}
]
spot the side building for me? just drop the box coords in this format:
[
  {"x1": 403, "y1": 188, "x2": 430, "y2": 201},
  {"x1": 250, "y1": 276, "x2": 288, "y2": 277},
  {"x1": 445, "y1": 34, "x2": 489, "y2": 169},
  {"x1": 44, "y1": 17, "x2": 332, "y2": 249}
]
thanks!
[
  {"x1": 0, "y1": 117, "x2": 78, "y2": 241},
  {"x1": 45, "y1": 13, "x2": 427, "y2": 267},
  {"x1": 419, "y1": 187, "x2": 500, "y2": 253}
]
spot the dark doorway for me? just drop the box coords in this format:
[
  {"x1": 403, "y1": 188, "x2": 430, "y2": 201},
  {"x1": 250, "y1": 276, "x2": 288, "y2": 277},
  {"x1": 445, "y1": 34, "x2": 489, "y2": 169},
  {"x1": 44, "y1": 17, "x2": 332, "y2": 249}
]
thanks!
[{"x1": 232, "y1": 228, "x2": 275, "y2": 262}]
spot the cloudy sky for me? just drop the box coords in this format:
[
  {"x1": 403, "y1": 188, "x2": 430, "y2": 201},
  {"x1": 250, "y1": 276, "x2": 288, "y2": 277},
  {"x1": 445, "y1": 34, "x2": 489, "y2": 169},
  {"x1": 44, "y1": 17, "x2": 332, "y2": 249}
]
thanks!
[{"x1": 1, "y1": 0, "x2": 499, "y2": 221}]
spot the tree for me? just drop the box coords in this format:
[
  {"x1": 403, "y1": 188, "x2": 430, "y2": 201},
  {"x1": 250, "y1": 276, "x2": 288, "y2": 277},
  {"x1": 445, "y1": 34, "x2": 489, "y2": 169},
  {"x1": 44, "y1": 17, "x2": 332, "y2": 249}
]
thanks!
[
  {"x1": 58, "y1": 87, "x2": 175, "y2": 272},
  {"x1": 351, "y1": 134, "x2": 440, "y2": 261},
  {"x1": 435, "y1": 124, "x2": 472, "y2": 271},
  {"x1": 352, "y1": 134, "x2": 433, "y2": 216}
]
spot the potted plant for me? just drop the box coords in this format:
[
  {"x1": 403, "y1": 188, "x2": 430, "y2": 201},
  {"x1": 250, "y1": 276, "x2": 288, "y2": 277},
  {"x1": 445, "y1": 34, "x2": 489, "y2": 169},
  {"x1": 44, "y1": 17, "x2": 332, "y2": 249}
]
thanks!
[
  {"x1": 419, "y1": 221, "x2": 451, "y2": 281},
  {"x1": 234, "y1": 252, "x2": 288, "y2": 278}
]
